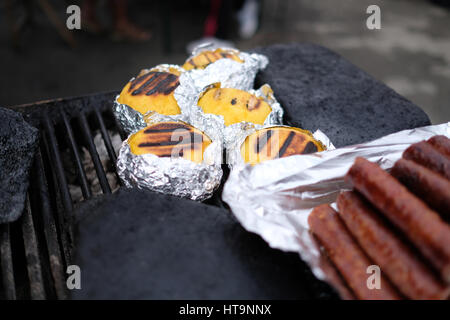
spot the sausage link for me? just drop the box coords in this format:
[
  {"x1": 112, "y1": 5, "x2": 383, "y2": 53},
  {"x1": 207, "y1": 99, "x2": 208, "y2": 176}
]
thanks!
[
  {"x1": 308, "y1": 204, "x2": 401, "y2": 300},
  {"x1": 427, "y1": 135, "x2": 450, "y2": 159},
  {"x1": 403, "y1": 141, "x2": 450, "y2": 180},
  {"x1": 337, "y1": 191, "x2": 449, "y2": 299},
  {"x1": 346, "y1": 157, "x2": 450, "y2": 283},
  {"x1": 391, "y1": 158, "x2": 450, "y2": 220}
]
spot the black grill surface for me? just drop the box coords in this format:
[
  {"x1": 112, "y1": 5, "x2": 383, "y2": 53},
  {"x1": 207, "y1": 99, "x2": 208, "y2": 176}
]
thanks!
[{"x1": 1, "y1": 92, "x2": 120, "y2": 299}]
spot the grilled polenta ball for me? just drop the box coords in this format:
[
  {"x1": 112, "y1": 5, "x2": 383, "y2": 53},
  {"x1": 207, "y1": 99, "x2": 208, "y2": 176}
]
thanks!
[
  {"x1": 117, "y1": 67, "x2": 182, "y2": 116},
  {"x1": 241, "y1": 127, "x2": 325, "y2": 165},
  {"x1": 197, "y1": 87, "x2": 272, "y2": 126},
  {"x1": 128, "y1": 122, "x2": 212, "y2": 164},
  {"x1": 182, "y1": 48, "x2": 243, "y2": 71}
]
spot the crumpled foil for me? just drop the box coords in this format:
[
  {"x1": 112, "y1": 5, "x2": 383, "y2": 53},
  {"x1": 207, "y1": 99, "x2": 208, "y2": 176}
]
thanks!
[
  {"x1": 222, "y1": 122, "x2": 450, "y2": 296},
  {"x1": 113, "y1": 64, "x2": 186, "y2": 135},
  {"x1": 176, "y1": 82, "x2": 284, "y2": 149},
  {"x1": 181, "y1": 43, "x2": 268, "y2": 92},
  {"x1": 117, "y1": 115, "x2": 223, "y2": 201},
  {"x1": 226, "y1": 124, "x2": 335, "y2": 168}
]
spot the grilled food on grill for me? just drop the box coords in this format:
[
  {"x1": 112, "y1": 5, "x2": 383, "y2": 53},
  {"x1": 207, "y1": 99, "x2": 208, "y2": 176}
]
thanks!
[
  {"x1": 197, "y1": 87, "x2": 272, "y2": 126},
  {"x1": 117, "y1": 67, "x2": 182, "y2": 116},
  {"x1": 182, "y1": 48, "x2": 243, "y2": 71},
  {"x1": 128, "y1": 122, "x2": 212, "y2": 163},
  {"x1": 240, "y1": 126, "x2": 325, "y2": 165}
]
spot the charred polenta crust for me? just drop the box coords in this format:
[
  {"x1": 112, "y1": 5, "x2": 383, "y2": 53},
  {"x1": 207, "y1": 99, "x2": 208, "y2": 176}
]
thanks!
[
  {"x1": 117, "y1": 68, "x2": 182, "y2": 116},
  {"x1": 240, "y1": 127, "x2": 325, "y2": 164},
  {"x1": 128, "y1": 122, "x2": 212, "y2": 164},
  {"x1": 197, "y1": 87, "x2": 272, "y2": 126},
  {"x1": 182, "y1": 49, "x2": 243, "y2": 71}
]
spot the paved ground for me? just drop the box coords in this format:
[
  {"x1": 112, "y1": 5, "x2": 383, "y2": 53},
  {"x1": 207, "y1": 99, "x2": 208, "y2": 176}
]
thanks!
[{"x1": 1, "y1": 0, "x2": 449, "y2": 123}]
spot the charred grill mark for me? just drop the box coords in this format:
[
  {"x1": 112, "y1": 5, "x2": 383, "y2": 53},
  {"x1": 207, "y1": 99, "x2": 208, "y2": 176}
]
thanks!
[
  {"x1": 131, "y1": 72, "x2": 162, "y2": 95},
  {"x1": 203, "y1": 53, "x2": 212, "y2": 64},
  {"x1": 144, "y1": 123, "x2": 191, "y2": 133},
  {"x1": 162, "y1": 80, "x2": 180, "y2": 95},
  {"x1": 303, "y1": 141, "x2": 318, "y2": 154},
  {"x1": 129, "y1": 72, "x2": 154, "y2": 92},
  {"x1": 277, "y1": 131, "x2": 295, "y2": 158},
  {"x1": 138, "y1": 140, "x2": 203, "y2": 147},
  {"x1": 130, "y1": 72, "x2": 179, "y2": 96},
  {"x1": 247, "y1": 97, "x2": 262, "y2": 111},
  {"x1": 212, "y1": 52, "x2": 221, "y2": 60},
  {"x1": 188, "y1": 59, "x2": 197, "y2": 67},
  {"x1": 158, "y1": 150, "x2": 184, "y2": 158},
  {"x1": 255, "y1": 130, "x2": 273, "y2": 154},
  {"x1": 145, "y1": 73, "x2": 170, "y2": 95}
]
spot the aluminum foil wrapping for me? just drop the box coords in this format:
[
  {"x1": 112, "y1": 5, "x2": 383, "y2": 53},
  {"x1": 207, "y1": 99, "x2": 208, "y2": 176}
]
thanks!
[
  {"x1": 116, "y1": 115, "x2": 223, "y2": 201},
  {"x1": 113, "y1": 64, "x2": 186, "y2": 135},
  {"x1": 226, "y1": 125, "x2": 335, "y2": 169},
  {"x1": 182, "y1": 44, "x2": 268, "y2": 92},
  {"x1": 176, "y1": 82, "x2": 284, "y2": 149},
  {"x1": 222, "y1": 122, "x2": 450, "y2": 297}
]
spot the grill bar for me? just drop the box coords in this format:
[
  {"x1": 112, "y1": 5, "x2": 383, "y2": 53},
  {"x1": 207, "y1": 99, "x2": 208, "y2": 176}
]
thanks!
[
  {"x1": 40, "y1": 138, "x2": 72, "y2": 266},
  {"x1": 0, "y1": 224, "x2": 16, "y2": 300},
  {"x1": 78, "y1": 112, "x2": 111, "y2": 194},
  {"x1": 34, "y1": 150, "x2": 68, "y2": 299},
  {"x1": 94, "y1": 108, "x2": 117, "y2": 164},
  {"x1": 94, "y1": 109, "x2": 122, "y2": 186},
  {"x1": 61, "y1": 110, "x2": 92, "y2": 200},
  {"x1": 2, "y1": 92, "x2": 122, "y2": 299},
  {"x1": 21, "y1": 196, "x2": 46, "y2": 300},
  {"x1": 42, "y1": 114, "x2": 74, "y2": 213}
]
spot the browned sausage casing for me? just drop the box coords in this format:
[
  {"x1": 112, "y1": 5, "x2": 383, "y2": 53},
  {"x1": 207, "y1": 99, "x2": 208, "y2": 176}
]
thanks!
[
  {"x1": 427, "y1": 135, "x2": 450, "y2": 159},
  {"x1": 391, "y1": 158, "x2": 450, "y2": 220},
  {"x1": 337, "y1": 191, "x2": 449, "y2": 300},
  {"x1": 346, "y1": 157, "x2": 450, "y2": 283},
  {"x1": 403, "y1": 141, "x2": 450, "y2": 180},
  {"x1": 308, "y1": 204, "x2": 401, "y2": 300}
]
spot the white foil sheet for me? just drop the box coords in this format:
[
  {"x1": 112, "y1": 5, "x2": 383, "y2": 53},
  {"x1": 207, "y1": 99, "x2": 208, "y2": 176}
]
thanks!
[{"x1": 222, "y1": 122, "x2": 450, "y2": 295}]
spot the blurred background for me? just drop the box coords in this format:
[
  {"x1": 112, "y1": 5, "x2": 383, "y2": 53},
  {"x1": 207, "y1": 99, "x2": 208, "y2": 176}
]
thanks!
[{"x1": 1, "y1": 0, "x2": 449, "y2": 123}]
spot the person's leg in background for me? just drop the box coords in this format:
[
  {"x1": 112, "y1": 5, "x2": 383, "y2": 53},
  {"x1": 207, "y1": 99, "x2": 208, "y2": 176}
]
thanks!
[
  {"x1": 237, "y1": 0, "x2": 260, "y2": 39},
  {"x1": 110, "y1": 0, "x2": 151, "y2": 41},
  {"x1": 82, "y1": 0, "x2": 104, "y2": 34}
]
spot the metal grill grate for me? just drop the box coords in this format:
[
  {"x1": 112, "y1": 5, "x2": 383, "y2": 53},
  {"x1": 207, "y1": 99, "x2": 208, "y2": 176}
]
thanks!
[{"x1": 0, "y1": 92, "x2": 122, "y2": 299}]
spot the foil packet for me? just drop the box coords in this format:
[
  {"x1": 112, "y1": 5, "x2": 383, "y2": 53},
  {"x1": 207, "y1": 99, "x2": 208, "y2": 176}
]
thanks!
[
  {"x1": 113, "y1": 64, "x2": 186, "y2": 135},
  {"x1": 181, "y1": 43, "x2": 269, "y2": 93},
  {"x1": 222, "y1": 122, "x2": 450, "y2": 297},
  {"x1": 226, "y1": 124, "x2": 335, "y2": 169},
  {"x1": 177, "y1": 83, "x2": 284, "y2": 149},
  {"x1": 117, "y1": 114, "x2": 223, "y2": 201}
]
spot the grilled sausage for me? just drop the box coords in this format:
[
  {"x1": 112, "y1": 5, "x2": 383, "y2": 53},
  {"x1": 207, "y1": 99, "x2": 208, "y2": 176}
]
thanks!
[
  {"x1": 337, "y1": 191, "x2": 449, "y2": 300},
  {"x1": 427, "y1": 135, "x2": 450, "y2": 159},
  {"x1": 308, "y1": 204, "x2": 401, "y2": 300},
  {"x1": 391, "y1": 158, "x2": 450, "y2": 220},
  {"x1": 346, "y1": 157, "x2": 450, "y2": 283},
  {"x1": 403, "y1": 141, "x2": 450, "y2": 180}
]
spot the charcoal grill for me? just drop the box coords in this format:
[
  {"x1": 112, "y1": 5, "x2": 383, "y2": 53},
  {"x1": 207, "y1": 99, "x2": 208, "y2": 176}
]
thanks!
[
  {"x1": 1, "y1": 92, "x2": 124, "y2": 299},
  {"x1": 2, "y1": 43, "x2": 430, "y2": 300},
  {"x1": 0, "y1": 92, "x2": 259, "y2": 300}
]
